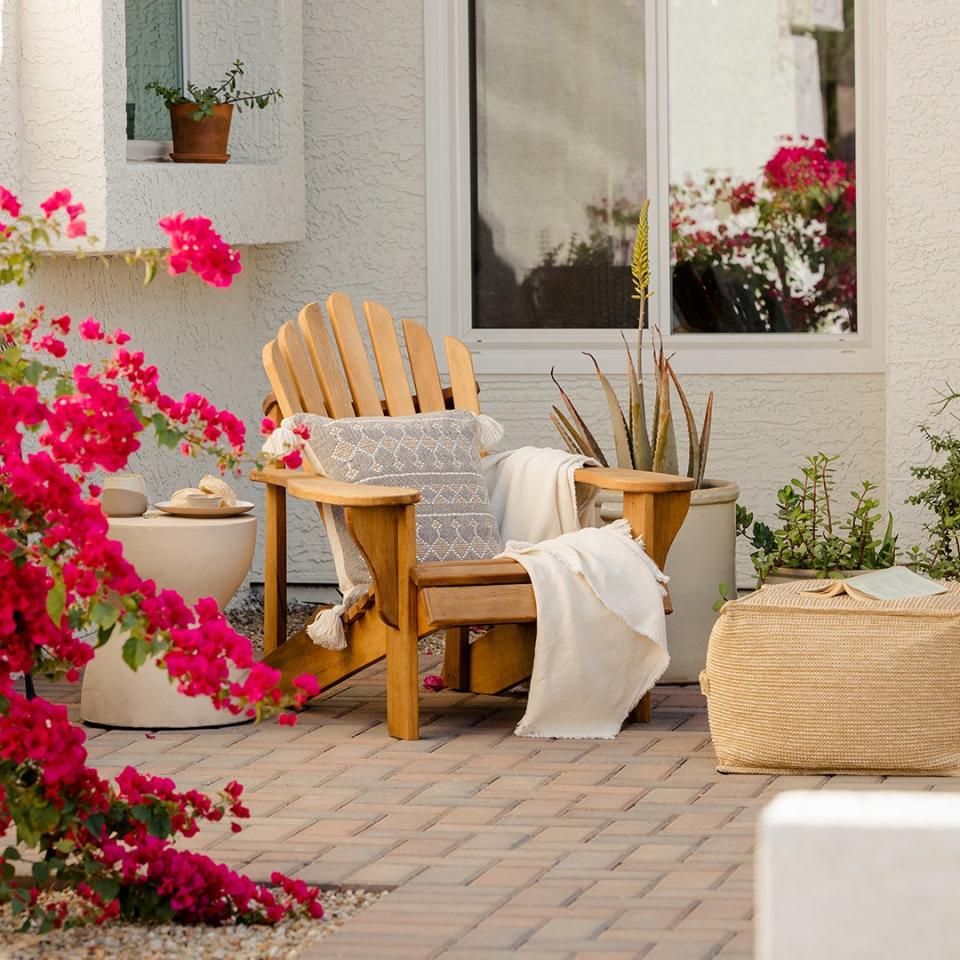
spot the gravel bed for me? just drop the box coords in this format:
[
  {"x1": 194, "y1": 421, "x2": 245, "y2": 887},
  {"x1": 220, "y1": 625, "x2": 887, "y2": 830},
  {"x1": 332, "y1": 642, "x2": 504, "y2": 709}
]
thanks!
[
  {"x1": 0, "y1": 888, "x2": 386, "y2": 959},
  {"x1": 224, "y1": 589, "x2": 449, "y2": 657},
  {"x1": 224, "y1": 591, "x2": 324, "y2": 660}
]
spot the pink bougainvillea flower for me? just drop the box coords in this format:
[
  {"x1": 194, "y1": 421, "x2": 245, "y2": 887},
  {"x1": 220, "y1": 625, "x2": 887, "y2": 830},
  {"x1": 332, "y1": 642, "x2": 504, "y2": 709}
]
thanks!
[
  {"x1": 158, "y1": 212, "x2": 242, "y2": 288},
  {"x1": 66, "y1": 219, "x2": 87, "y2": 239},
  {"x1": 423, "y1": 674, "x2": 445, "y2": 692},
  {"x1": 0, "y1": 186, "x2": 21, "y2": 219},
  {"x1": 78, "y1": 316, "x2": 103, "y2": 340},
  {"x1": 292, "y1": 673, "x2": 321, "y2": 698},
  {"x1": 0, "y1": 188, "x2": 323, "y2": 929},
  {"x1": 40, "y1": 188, "x2": 72, "y2": 217}
]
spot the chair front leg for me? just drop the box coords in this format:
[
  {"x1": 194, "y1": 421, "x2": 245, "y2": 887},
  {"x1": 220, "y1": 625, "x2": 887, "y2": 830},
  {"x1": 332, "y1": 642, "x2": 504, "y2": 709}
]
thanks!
[
  {"x1": 387, "y1": 505, "x2": 420, "y2": 740},
  {"x1": 347, "y1": 503, "x2": 421, "y2": 740},
  {"x1": 263, "y1": 482, "x2": 288, "y2": 656}
]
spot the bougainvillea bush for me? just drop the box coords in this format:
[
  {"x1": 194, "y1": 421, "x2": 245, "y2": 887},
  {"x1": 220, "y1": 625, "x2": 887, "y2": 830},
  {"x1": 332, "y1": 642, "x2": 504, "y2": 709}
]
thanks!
[
  {"x1": 671, "y1": 135, "x2": 856, "y2": 334},
  {"x1": 0, "y1": 187, "x2": 322, "y2": 930}
]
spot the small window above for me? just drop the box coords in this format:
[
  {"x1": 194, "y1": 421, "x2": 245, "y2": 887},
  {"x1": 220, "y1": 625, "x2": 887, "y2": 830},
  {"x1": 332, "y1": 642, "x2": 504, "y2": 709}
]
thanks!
[{"x1": 125, "y1": 0, "x2": 186, "y2": 142}]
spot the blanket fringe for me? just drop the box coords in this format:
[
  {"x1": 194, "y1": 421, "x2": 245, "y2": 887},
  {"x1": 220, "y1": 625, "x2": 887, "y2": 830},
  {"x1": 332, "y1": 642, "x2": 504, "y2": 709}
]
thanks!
[{"x1": 605, "y1": 518, "x2": 670, "y2": 587}]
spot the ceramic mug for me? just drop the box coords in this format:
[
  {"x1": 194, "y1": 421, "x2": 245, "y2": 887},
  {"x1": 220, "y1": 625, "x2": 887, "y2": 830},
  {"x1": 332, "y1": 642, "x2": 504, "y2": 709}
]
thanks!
[{"x1": 101, "y1": 473, "x2": 148, "y2": 517}]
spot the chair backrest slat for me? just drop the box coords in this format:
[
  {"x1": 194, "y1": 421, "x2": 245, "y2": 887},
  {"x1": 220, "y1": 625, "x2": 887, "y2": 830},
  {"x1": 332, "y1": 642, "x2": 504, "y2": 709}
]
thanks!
[
  {"x1": 444, "y1": 336, "x2": 481, "y2": 413},
  {"x1": 325, "y1": 292, "x2": 384, "y2": 417},
  {"x1": 278, "y1": 320, "x2": 328, "y2": 415},
  {"x1": 363, "y1": 301, "x2": 416, "y2": 416},
  {"x1": 402, "y1": 318, "x2": 446, "y2": 413},
  {"x1": 298, "y1": 303, "x2": 356, "y2": 418},
  {"x1": 262, "y1": 339, "x2": 305, "y2": 418}
]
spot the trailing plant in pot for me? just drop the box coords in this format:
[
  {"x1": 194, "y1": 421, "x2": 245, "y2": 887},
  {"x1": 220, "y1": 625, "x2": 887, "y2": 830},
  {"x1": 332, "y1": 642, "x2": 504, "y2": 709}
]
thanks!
[
  {"x1": 146, "y1": 59, "x2": 282, "y2": 164},
  {"x1": 738, "y1": 453, "x2": 897, "y2": 585},
  {"x1": 550, "y1": 199, "x2": 737, "y2": 683}
]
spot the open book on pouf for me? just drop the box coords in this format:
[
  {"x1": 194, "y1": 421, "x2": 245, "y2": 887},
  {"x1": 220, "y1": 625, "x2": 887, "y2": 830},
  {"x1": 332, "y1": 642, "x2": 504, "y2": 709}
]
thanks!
[{"x1": 800, "y1": 566, "x2": 947, "y2": 601}]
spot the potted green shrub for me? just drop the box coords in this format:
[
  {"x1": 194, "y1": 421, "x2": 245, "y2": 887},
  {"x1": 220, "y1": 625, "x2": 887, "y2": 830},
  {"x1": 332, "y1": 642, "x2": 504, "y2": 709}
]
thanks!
[
  {"x1": 906, "y1": 390, "x2": 960, "y2": 578},
  {"x1": 146, "y1": 59, "x2": 281, "y2": 163},
  {"x1": 551, "y1": 200, "x2": 738, "y2": 683},
  {"x1": 738, "y1": 453, "x2": 896, "y2": 585}
]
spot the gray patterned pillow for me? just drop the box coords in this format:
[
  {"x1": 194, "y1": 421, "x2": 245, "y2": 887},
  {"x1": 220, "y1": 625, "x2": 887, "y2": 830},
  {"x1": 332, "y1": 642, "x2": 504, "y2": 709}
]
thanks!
[{"x1": 288, "y1": 410, "x2": 503, "y2": 603}]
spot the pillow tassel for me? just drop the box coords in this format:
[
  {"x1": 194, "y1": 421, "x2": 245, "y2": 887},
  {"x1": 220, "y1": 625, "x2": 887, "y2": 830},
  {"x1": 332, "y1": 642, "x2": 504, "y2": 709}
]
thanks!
[
  {"x1": 261, "y1": 425, "x2": 299, "y2": 459},
  {"x1": 475, "y1": 413, "x2": 505, "y2": 451},
  {"x1": 307, "y1": 605, "x2": 348, "y2": 651}
]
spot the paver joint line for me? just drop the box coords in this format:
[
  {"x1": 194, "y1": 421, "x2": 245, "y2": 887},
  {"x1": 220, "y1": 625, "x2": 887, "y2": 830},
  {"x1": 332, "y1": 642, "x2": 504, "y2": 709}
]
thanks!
[{"x1": 33, "y1": 666, "x2": 926, "y2": 959}]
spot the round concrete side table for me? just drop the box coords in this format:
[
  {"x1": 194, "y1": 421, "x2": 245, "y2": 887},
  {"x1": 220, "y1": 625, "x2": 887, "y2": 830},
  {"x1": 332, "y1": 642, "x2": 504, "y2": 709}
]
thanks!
[{"x1": 80, "y1": 513, "x2": 257, "y2": 729}]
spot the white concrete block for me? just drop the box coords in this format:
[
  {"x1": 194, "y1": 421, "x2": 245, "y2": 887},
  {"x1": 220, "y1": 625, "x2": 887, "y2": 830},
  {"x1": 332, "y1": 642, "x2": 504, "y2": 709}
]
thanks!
[{"x1": 758, "y1": 790, "x2": 960, "y2": 960}]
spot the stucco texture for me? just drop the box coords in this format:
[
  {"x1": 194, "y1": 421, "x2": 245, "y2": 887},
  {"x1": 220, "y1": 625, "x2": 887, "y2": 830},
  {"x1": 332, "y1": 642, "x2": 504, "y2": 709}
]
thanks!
[
  {"x1": 10, "y1": 0, "x2": 899, "y2": 589},
  {"x1": 884, "y1": 0, "x2": 960, "y2": 555}
]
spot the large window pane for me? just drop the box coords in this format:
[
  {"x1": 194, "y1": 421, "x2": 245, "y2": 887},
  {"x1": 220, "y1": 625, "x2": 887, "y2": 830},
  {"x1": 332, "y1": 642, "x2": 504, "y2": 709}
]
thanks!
[
  {"x1": 669, "y1": 0, "x2": 856, "y2": 333},
  {"x1": 471, "y1": 0, "x2": 647, "y2": 329}
]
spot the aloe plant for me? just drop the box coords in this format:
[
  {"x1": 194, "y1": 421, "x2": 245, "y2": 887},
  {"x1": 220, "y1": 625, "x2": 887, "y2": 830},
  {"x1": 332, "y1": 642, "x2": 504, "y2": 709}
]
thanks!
[{"x1": 551, "y1": 199, "x2": 714, "y2": 489}]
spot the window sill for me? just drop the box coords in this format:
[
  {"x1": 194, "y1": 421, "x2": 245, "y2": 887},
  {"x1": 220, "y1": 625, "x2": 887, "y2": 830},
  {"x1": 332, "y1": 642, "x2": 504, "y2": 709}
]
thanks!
[{"x1": 450, "y1": 329, "x2": 885, "y2": 376}]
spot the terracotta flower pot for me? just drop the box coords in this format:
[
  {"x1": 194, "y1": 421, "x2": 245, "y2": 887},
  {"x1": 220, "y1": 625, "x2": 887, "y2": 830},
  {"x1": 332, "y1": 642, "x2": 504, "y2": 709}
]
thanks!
[{"x1": 168, "y1": 103, "x2": 233, "y2": 163}]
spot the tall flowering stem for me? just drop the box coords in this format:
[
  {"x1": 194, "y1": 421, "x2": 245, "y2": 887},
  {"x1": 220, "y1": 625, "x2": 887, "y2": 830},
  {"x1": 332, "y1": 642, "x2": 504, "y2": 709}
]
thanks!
[{"x1": 0, "y1": 189, "x2": 323, "y2": 929}]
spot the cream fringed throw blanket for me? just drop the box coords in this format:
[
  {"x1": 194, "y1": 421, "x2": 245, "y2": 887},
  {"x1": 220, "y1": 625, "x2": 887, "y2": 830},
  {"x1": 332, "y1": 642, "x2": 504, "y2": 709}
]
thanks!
[{"x1": 482, "y1": 447, "x2": 671, "y2": 739}]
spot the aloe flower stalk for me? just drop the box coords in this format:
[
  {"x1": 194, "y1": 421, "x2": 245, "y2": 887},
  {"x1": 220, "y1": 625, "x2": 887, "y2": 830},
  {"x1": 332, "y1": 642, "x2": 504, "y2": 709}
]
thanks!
[{"x1": 551, "y1": 199, "x2": 714, "y2": 488}]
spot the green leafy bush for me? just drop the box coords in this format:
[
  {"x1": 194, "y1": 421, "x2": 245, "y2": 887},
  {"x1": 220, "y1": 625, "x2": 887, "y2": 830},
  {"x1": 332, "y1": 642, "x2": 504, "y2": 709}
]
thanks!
[
  {"x1": 906, "y1": 391, "x2": 960, "y2": 578},
  {"x1": 738, "y1": 453, "x2": 896, "y2": 582}
]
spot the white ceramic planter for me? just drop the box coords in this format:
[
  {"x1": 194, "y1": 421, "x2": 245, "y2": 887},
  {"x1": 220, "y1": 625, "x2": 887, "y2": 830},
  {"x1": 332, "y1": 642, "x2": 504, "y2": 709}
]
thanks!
[{"x1": 598, "y1": 478, "x2": 739, "y2": 683}]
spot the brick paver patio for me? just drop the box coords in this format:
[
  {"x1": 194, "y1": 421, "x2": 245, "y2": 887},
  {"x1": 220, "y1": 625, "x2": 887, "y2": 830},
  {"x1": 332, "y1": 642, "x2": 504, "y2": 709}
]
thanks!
[{"x1": 45, "y1": 660, "x2": 960, "y2": 959}]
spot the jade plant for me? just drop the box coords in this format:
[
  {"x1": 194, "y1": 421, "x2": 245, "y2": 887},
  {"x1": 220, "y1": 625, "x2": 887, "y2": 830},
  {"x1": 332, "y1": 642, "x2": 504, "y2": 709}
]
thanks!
[
  {"x1": 146, "y1": 59, "x2": 281, "y2": 120},
  {"x1": 551, "y1": 199, "x2": 715, "y2": 488},
  {"x1": 738, "y1": 453, "x2": 896, "y2": 582}
]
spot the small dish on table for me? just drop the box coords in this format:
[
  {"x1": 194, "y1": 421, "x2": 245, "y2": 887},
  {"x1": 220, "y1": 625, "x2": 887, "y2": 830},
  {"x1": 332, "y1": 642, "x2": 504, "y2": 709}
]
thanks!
[{"x1": 154, "y1": 499, "x2": 255, "y2": 518}]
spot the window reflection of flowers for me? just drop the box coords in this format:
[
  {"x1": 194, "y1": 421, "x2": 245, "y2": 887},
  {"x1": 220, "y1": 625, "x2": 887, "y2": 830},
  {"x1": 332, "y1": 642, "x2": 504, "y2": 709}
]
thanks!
[
  {"x1": 671, "y1": 136, "x2": 856, "y2": 333},
  {"x1": 539, "y1": 193, "x2": 646, "y2": 268}
]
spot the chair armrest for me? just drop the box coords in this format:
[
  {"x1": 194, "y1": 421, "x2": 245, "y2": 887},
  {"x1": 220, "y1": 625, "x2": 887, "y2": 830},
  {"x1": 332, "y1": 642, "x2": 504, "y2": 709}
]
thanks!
[
  {"x1": 573, "y1": 467, "x2": 695, "y2": 494},
  {"x1": 251, "y1": 468, "x2": 420, "y2": 507}
]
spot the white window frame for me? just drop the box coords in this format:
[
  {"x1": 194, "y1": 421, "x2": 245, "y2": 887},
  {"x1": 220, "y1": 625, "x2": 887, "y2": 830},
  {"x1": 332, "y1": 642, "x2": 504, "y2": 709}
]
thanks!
[{"x1": 424, "y1": 0, "x2": 885, "y2": 375}]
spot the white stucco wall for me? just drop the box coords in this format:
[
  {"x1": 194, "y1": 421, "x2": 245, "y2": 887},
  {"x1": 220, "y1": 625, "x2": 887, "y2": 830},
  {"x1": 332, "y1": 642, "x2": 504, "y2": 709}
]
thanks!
[
  {"x1": 884, "y1": 0, "x2": 960, "y2": 556},
  {"x1": 14, "y1": 0, "x2": 305, "y2": 251},
  {"x1": 8, "y1": 0, "x2": 903, "y2": 589}
]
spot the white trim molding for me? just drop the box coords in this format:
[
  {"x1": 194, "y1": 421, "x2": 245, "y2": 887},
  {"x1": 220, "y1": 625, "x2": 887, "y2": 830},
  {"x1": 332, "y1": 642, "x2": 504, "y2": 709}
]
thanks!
[{"x1": 423, "y1": 0, "x2": 885, "y2": 376}]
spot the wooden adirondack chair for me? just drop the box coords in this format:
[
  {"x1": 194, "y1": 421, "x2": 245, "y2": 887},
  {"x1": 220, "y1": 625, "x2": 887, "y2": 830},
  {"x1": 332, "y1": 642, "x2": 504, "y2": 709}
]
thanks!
[{"x1": 252, "y1": 293, "x2": 693, "y2": 740}]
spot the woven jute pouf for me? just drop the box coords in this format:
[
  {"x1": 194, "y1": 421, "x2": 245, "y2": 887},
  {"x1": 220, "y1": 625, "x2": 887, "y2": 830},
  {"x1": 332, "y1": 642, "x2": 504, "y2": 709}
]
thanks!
[{"x1": 701, "y1": 579, "x2": 960, "y2": 776}]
